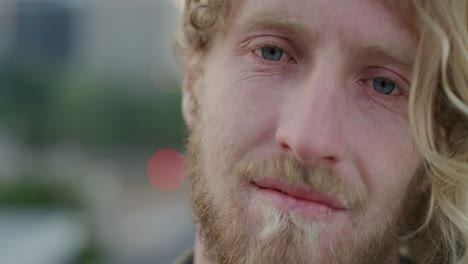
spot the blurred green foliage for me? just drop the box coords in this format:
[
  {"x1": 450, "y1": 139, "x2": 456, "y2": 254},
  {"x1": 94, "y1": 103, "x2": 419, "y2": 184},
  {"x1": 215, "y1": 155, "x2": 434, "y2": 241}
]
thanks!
[
  {"x1": 0, "y1": 177, "x2": 83, "y2": 209},
  {"x1": 0, "y1": 63, "x2": 185, "y2": 148}
]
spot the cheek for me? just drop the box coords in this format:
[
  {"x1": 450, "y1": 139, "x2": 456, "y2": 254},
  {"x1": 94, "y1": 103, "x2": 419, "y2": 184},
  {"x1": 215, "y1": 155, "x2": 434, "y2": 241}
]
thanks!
[
  {"x1": 343, "y1": 106, "x2": 422, "y2": 235},
  {"x1": 195, "y1": 73, "x2": 287, "y2": 208},
  {"x1": 347, "y1": 100, "x2": 421, "y2": 205},
  {"x1": 201, "y1": 66, "x2": 288, "y2": 159}
]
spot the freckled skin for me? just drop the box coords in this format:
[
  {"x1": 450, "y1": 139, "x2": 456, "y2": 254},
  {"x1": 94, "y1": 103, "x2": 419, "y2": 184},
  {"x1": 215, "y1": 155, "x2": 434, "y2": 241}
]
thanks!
[{"x1": 183, "y1": 0, "x2": 425, "y2": 263}]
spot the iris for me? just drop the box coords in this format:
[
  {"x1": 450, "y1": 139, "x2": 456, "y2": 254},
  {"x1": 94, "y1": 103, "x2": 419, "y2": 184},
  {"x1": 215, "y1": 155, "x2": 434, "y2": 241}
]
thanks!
[
  {"x1": 261, "y1": 47, "x2": 283, "y2": 61},
  {"x1": 373, "y1": 78, "x2": 396, "y2": 95}
]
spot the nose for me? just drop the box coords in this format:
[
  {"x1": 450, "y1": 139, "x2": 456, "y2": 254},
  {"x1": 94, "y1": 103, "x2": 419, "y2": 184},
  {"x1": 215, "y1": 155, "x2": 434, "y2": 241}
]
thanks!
[{"x1": 275, "y1": 64, "x2": 347, "y2": 165}]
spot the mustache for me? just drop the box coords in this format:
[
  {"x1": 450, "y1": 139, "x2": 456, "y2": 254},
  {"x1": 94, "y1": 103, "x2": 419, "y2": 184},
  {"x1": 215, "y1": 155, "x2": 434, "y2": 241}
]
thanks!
[{"x1": 232, "y1": 154, "x2": 368, "y2": 213}]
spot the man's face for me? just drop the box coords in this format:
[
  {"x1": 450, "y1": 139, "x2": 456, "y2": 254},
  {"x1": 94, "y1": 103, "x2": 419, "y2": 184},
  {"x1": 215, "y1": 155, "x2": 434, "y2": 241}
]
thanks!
[{"x1": 184, "y1": 0, "x2": 426, "y2": 263}]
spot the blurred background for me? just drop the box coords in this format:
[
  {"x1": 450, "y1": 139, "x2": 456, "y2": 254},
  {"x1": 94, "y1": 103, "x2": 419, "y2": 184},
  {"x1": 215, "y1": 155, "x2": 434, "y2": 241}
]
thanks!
[{"x1": 0, "y1": 0, "x2": 195, "y2": 263}]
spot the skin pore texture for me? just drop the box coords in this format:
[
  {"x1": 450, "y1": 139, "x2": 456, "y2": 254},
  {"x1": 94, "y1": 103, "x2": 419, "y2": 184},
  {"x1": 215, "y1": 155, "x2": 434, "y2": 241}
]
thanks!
[{"x1": 182, "y1": 0, "x2": 429, "y2": 263}]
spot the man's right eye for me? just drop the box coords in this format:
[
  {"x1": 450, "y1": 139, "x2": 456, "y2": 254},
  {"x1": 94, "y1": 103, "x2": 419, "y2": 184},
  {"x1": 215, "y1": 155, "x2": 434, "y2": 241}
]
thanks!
[{"x1": 259, "y1": 46, "x2": 284, "y2": 61}]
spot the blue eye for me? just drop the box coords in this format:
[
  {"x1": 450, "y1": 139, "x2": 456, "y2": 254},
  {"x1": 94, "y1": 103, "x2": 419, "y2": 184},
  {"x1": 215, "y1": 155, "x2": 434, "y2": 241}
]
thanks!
[
  {"x1": 372, "y1": 78, "x2": 396, "y2": 95},
  {"x1": 261, "y1": 47, "x2": 284, "y2": 61}
]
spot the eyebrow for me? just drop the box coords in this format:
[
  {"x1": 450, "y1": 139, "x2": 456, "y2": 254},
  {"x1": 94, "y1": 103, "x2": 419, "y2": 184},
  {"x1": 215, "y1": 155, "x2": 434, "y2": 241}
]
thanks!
[
  {"x1": 236, "y1": 12, "x2": 312, "y2": 42},
  {"x1": 360, "y1": 43, "x2": 415, "y2": 70}
]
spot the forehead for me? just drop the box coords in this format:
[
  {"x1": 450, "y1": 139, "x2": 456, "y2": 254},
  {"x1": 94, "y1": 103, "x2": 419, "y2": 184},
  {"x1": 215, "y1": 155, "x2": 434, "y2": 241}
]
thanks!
[
  {"x1": 226, "y1": 0, "x2": 415, "y2": 30},
  {"x1": 221, "y1": 0, "x2": 417, "y2": 59}
]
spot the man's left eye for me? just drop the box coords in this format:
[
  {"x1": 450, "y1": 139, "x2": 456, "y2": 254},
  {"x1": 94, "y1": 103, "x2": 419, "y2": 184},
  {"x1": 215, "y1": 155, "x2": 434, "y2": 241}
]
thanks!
[
  {"x1": 372, "y1": 78, "x2": 399, "y2": 95},
  {"x1": 260, "y1": 46, "x2": 284, "y2": 61}
]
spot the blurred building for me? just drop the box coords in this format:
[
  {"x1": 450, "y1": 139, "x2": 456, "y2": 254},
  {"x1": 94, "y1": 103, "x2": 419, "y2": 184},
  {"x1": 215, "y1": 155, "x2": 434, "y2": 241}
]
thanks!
[
  {"x1": 0, "y1": 0, "x2": 181, "y2": 82},
  {"x1": 76, "y1": 0, "x2": 181, "y2": 82}
]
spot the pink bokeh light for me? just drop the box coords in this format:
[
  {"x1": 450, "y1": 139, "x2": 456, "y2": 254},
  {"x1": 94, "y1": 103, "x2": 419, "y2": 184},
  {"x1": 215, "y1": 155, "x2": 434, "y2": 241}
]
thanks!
[{"x1": 147, "y1": 149, "x2": 187, "y2": 192}]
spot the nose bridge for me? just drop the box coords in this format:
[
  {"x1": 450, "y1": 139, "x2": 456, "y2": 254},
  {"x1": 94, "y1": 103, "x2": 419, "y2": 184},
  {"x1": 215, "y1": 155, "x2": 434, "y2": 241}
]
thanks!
[
  {"x1": 299, "y1": 62, "x2": 342, "y2": 125},
  {"x1": 275, "y1": 57, "x2": 347, "y2": 164}
]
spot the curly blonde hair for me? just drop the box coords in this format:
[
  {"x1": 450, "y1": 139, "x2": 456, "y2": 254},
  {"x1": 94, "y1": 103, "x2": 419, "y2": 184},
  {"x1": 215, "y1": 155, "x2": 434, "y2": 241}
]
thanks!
[
  {"x1": 407, "y1": 1, "x2": 468, "y2": 263},
  {"x1": 174, "y1": 1, "x2": 468, "y2": 263}
]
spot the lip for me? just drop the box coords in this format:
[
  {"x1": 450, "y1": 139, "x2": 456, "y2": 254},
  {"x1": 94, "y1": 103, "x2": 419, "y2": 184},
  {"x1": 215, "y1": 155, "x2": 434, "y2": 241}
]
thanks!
[{"x1": 253, "y1": 179, "x2": 346, "y2": 212}]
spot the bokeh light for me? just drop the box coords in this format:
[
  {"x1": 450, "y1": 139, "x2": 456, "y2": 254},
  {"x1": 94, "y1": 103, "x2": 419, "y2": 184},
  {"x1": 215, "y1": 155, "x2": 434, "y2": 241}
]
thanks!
[{"x1": 147, "y1": 149, "x2": 186, "y2": 192}]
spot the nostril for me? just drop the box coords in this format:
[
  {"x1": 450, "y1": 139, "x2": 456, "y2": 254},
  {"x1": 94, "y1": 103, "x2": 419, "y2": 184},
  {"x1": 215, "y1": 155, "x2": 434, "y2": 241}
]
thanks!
[
  {"x1": 323, "y1": 156, "x2": 338, "y2": 164},
  {"x1": 279, "y1": 142, "x2": 290, "y2": 151}
]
